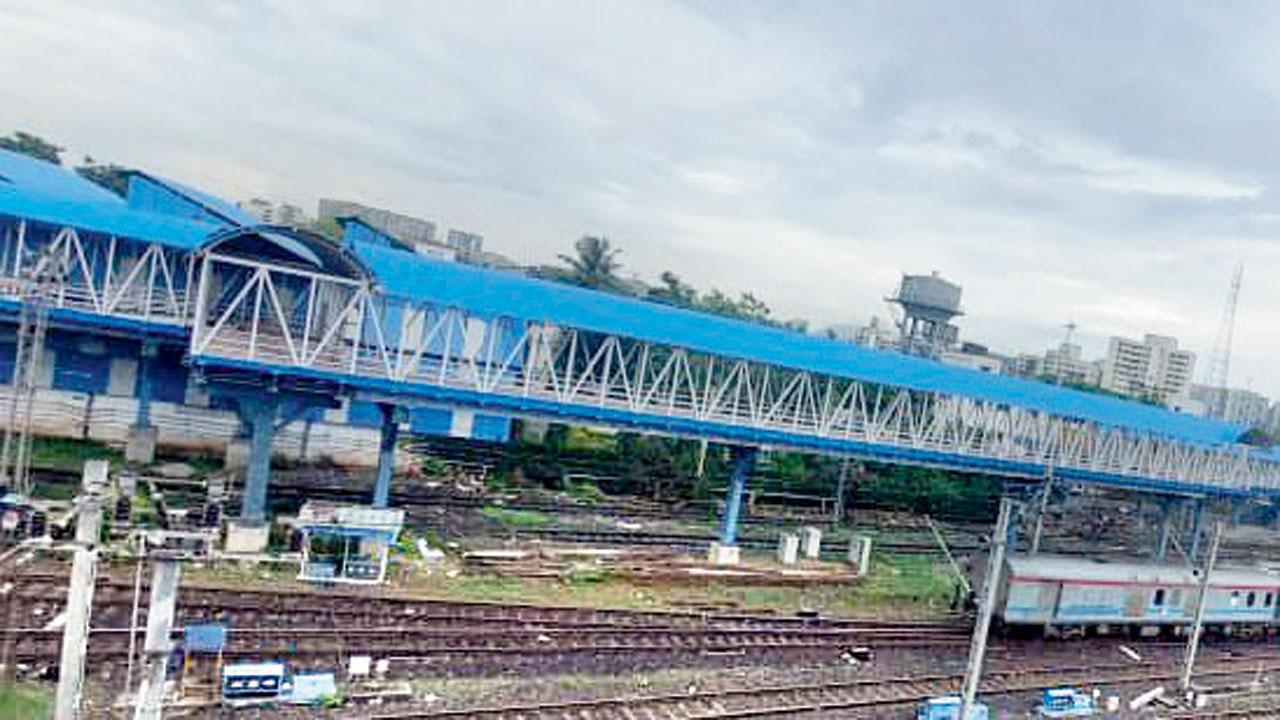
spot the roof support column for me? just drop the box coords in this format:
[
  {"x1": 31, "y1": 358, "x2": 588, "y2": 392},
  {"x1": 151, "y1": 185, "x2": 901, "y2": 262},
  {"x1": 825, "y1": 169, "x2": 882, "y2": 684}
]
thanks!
[
  {"x1": 1029, "y1": 467, "x2": 1053, "y2": 555},
  {"x1": 372, "y1": 404, "x2": 403, "y2": 509},
  {"x1": 125, "y1": 340, "x2": 158, "y2": 465},
  {"x1": 1156, "y1": 497, "x2": 1173, "y2": 562},
  {"x1": 709, "y1": 446, "x2": 756, "y2": 565},
  {"x1": 240, "y1": 392, "x2": 280, "y2": 523},
  {"x1": 1187, "y1": 498, "x2": 1205, "y2": 564}
]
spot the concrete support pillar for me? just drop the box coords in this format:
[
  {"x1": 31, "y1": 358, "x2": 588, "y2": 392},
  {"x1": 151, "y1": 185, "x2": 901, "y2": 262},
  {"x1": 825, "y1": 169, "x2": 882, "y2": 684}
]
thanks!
[
  {"x1": 719, "y1": 446, "x2": 755, "y2": 546},
  {"x1": 1029, "y1": 470, "x2": 1053, "y2": 555},
  {"x1": 125, "y1": 341, "x2": 158, "y2": 465},
  {"x1": 1005, "y1": 501, "x2": 1022, "y2": 553},
  {"x1": 777, "y1": 532, "x2": 799, "y2": 565},
  {"x1": 372, "y1": 404, "x2": 401, "y2": 509},
  {"x1": 1188, "y1": 498, "x2": 1205, "y2": 563},
  {"x1": 801, "y1": 526, "x2": 823, "y2": 559},
  {"x1": 707, "y1": 446, "x2": 756, "y2": 566},
  {"x1": 1230, "y1": 499, "x2": 1249, "y2": 527},
  {"x1": 1156, "y1": 500, "x2": 1173, "y2": 562},
  {"x1": 240, "y1": 393, "x2": 279, "y2": 523}
]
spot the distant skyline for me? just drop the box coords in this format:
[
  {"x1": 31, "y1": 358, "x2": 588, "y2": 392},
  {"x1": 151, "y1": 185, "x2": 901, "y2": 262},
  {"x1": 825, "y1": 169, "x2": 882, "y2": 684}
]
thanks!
[{"x1": 3, "y1": 1, "x2": 1279, "y2": 395}]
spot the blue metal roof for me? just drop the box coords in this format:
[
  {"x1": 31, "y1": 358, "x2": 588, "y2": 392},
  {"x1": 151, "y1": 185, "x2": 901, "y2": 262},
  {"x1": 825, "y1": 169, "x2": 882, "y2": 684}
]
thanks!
[
  {"x1": 0, "y1": 148, "x2": 1247, "y2": 449},
  {"x1": 0, "y1": 149, "x2": 221, "y2": 248},
  {"x1": 355, "y1": 242, "x2": 1243, "y2": 447},
  {"x1": 128, "y1": 171, "x2": 259, "y2": 227}
]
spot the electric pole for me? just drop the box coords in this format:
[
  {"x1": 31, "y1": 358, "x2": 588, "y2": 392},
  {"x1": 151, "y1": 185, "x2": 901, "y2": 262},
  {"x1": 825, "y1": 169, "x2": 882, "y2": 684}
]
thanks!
[
  {"x1": 1180, "y1": 521, "x2": 1223, "y2": 701},
  {"x1": 53, "y1": 460, "x2": 109, "y2": 720},
  {"x1": 959, "y1": 497, "x2": 1014, "y2": 719}
]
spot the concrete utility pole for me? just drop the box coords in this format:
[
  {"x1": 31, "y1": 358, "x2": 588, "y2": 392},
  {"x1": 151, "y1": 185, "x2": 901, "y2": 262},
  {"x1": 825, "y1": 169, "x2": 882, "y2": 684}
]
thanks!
[
  {"x1": 133, "y1": 556, "x2": 181, "y2": 720},
  {"x1": 1180, "y1": 521, "x2": 1224, "y2": 700},
  {"x1": 959, "y1": 498, "x2": 1014, "y2": 720},
  {"x1": 54, "y1": 460, "x2": 109, "y2": 720}
]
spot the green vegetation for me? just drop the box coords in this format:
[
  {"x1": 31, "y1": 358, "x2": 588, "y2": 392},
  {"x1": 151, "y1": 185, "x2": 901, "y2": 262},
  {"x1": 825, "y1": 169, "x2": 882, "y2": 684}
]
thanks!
[
  {"x1": 548, "y1": 236, "x2": 806, "y2": 331},
  {"x1": 491, "y1": 425, "x2": 999, "y2": 522},
  {"x1": 30, "y1": 437, "x2": 122, "y2": 473},
  {"x1": 0, "y1": 683, "x2": 52, "y2": 720},
  {"x1": 556, "y1": 235, "x2": 624, "y2": 291},
  {"x1": 399, "y1": 549, "x2": 955, "y2": 617},
  {"x1": 479, "y1": 505, "x2": 552, "y2": 527},
  {"x1": 0, "y1": 131, "x2": 62, "y2": 165},
  {"x1": 564, "y1": 565, "x2": 613, "y2": 585},
  {"x1": 845, "y1": 553, "x2": 959, "y2": 613}
]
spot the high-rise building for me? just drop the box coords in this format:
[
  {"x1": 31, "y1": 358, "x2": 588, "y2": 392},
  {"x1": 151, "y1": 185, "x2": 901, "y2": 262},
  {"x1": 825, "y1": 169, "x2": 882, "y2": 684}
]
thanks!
[
  {"x1": 1099, "y1": 334, "x2": 1195, "y2": 405},
  {"x1": 318, "y1": 198, "x2": 438, "y2": 248},
  {"x1": 445, "y1": 229, "x2": 484, "y2": 256},
  {"x1": 238, "y1": 197, "x2": 308, "y2": 226},
  {"x1": 1041, "y1": 343, "x2": 1099, "y2": 386},
  {"x1": 1190, "y1": 385, "x2": 1271, "y2": 427}
]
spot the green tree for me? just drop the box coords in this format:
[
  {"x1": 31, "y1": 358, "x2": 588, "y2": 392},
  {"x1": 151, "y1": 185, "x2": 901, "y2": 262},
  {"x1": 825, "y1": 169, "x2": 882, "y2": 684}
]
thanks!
[
  {"x1": 75, "y1": 156, "x2": 130, "y2": 196},
  {"x1": 0, "y1": 131, "x2": 63, "y2": 165},
  {"x1": 558, "y1": 235, "x2": 622, "y2": 290},
  {"x1": 648, "y1": 271, "x2": 698, "y2": 307}
]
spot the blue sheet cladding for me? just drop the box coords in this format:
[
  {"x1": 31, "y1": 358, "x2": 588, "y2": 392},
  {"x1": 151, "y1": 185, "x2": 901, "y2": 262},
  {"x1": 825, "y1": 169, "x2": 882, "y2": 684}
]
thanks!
[
  {"x1": 341, "y1": 217, "x2": 411, "y2": 252},
  {"x1": 473, "y1": 414, "x2": 512, "y2": 442},
  {"x1": 50, "y1": 337, "x2": 111, "y2": 394},
  {"x1": 126, "y1": 175, "x2": 239, "y2": 227},
  {"x1": 409, "y1": 406, "x2": 453, "y2": 435},
  {"x1": 347, "y1": 400, "x2": 384, "y2": 429},
  {"x1": 146, "y1": 345, "x2": 190, "y2": 404},
  {"x1": 355, "y1": 241, "x2": 1243, "y2": 447}
]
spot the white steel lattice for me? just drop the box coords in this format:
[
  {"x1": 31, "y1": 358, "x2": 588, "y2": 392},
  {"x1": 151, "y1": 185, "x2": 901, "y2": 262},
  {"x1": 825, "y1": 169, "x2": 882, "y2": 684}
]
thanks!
[{"x1": 186, "y1": 253, "x2": 1275, "y2": 495}]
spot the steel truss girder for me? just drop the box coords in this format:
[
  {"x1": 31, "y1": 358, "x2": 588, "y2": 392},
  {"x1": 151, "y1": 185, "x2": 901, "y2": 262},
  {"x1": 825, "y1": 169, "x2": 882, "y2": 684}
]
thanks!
[
  {"x1": 0, "y1": 219, "x2": 190, "y2": 325},
  {"x1": 187, "y1": 254, "x2": 1278, "y2": 496}
]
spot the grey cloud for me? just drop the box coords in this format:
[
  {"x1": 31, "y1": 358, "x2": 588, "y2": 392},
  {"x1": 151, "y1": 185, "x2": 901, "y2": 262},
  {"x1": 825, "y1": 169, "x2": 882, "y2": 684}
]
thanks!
[{"x1": 2, "y1": 0, "x2": 1279, "y2": 395}]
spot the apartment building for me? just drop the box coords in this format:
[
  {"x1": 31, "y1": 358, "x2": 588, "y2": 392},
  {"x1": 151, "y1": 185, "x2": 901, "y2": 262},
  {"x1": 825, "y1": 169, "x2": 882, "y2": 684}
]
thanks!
[{"x1": 1099, "y1": 334, "x2": 1195, "y2": 405}]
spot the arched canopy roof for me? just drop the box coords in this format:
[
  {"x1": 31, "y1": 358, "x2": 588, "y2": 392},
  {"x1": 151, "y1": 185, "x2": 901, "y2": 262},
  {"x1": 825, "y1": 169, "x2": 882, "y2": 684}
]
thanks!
[{"x1": 203, "y1": 225, "x2": 370, "y2": 282}]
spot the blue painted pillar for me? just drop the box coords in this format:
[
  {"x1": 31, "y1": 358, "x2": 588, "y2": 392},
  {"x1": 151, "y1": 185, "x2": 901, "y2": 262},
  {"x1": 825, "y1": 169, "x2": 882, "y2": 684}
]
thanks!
[
  {"x1": 372, "y1": 404, "x2": 401, "y2": 508},
  {"x1": 134, "y1": 341, "x2": 155, "y2": 429},
  {"x1": 719, "y1": 446, "x2": 756, "y2": 546},
  {"x1": 241, "y1": 393, "x2": 280, "y2": 523}
]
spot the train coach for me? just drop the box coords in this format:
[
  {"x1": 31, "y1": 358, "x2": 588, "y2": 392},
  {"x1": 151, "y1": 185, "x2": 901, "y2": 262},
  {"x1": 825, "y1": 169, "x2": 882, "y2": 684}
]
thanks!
[{"x1": 997, "y1": 554, "x2": 1280, "y2": 634}]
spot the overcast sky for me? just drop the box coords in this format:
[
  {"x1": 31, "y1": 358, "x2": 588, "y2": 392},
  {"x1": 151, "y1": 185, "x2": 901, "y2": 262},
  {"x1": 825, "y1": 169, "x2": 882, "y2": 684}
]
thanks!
[{"x1": 3, "y1": 1, "x2": 1280, "y2": 396}]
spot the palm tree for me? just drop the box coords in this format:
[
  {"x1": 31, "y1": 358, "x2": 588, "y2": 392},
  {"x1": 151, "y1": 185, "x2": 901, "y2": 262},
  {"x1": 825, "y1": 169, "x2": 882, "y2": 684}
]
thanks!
[{"x1": 558, "y1": 235, "x2": 622, "y2": 290}]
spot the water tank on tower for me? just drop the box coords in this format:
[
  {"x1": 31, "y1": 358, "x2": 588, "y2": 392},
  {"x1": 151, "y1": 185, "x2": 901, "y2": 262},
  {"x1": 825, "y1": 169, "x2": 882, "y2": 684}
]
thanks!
[{"x1": 886, "y1": 271, "x2": 963, "y2": 358}]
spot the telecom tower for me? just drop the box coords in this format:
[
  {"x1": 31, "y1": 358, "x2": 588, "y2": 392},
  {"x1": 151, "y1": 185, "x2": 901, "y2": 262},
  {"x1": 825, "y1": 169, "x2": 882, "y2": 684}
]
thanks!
[{"x1": 1203, "y1": 263, "x2": 1243, "y2": 420}]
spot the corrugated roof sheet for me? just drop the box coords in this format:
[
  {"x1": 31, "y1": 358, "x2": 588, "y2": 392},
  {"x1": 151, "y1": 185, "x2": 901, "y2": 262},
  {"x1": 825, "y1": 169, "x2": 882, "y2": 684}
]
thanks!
[
  {"x1": 0, "y1": 149, "x2": 222, "y2": 248},
  {"x1": 355, "y1": 241, "x2": 1244, "y2": 446},
  {"x1": 0, "y1": 148, "x2": 1255, "y2": 450}
]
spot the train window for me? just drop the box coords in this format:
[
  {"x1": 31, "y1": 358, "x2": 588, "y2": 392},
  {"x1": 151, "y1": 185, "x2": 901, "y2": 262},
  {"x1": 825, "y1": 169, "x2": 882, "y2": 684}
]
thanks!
[
  {"x1": 1248, "y1": 592, "x2": 1257, "y2": 608},
  {"x1": 1153, "y1": 588, "x2": 1165, "y2": 607},
  {"x1": 1267, "y1": 593, "x2": 1274, "y2": 607},
  {"x1": 1231, "y1": 591, "x2": 1241, "y2": 607}
]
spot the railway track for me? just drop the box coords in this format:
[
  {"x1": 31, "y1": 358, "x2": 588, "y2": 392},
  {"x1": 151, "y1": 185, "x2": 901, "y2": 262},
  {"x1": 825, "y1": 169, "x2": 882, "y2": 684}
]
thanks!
[
  {"x1": 2, "y1": 623, "x2": 967, "y2": 661},
  {"x1": 365, "y1": 656, "x2": 1280, "y2": 719},
  {"x1": 9, "y1": 570, "x2": 969, "y2": 632}
]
